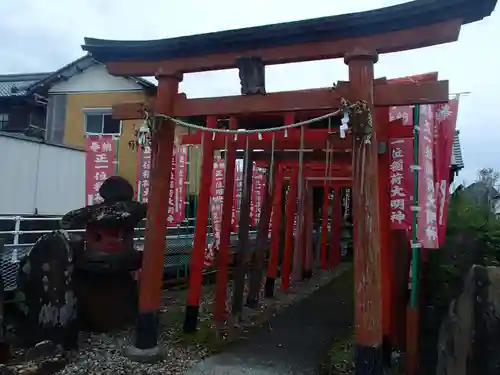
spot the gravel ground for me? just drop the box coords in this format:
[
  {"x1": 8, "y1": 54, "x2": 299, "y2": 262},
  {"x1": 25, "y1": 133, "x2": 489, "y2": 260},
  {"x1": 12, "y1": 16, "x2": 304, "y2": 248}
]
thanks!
[{"x1": 4, "y1": 265, "x2": 351, "y2": 375}]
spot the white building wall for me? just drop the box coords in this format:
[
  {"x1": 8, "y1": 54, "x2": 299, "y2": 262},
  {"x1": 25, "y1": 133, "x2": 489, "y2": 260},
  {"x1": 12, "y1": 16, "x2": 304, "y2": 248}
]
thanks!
[
  {"x1": 0, "y1": 134, "x2": 85, "y2": 216},
  {"x1": 48, "y1": 64, "x2": 144, "y2": 94}
]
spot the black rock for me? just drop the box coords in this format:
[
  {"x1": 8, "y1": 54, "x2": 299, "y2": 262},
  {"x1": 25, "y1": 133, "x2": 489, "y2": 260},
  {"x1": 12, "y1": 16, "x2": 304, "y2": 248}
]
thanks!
[{"x1": 15, "y1": 230, "x2": 78, "y2": 350}]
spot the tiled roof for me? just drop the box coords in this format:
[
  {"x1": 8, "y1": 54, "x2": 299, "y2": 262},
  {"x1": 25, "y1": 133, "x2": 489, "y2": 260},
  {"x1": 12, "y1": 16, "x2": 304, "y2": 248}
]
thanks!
[
  {"x1": 0, "y1": 55, "x2": 156, "y2": 99},
  {"x1": 451, "y1": 130, "x2": 464, "y2": 169},
  {"x1": 32, "y1": 54, "x2": 156, "y2": 93},
  {"x1": 0, "y1": 73, "x2": 51, "y2": 97}
]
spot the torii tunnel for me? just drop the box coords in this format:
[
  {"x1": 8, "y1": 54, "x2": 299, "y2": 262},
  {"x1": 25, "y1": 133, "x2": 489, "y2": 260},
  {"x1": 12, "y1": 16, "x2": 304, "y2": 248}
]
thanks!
[{"x1": 80, "y1": 0, "x2": 496, "y2": 372}]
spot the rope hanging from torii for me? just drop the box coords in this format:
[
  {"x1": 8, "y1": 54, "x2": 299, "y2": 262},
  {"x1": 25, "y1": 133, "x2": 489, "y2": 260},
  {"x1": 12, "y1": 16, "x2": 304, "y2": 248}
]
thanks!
[{"x1": 128, "y1": 95, "x2": 373, "y2": 152}]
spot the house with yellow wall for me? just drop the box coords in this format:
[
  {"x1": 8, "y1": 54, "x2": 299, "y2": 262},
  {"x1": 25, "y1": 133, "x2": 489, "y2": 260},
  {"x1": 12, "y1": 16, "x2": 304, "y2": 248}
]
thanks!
[
  {"x1": 39, "y1": 55, "x2": 202, "y2": 200},
  {"x1": 39, "y1": 55, "x2": 154, "y2": 189}
]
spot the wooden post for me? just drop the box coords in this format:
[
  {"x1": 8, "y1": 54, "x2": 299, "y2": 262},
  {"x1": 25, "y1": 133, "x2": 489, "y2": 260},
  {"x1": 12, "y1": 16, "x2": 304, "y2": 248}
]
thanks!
[
  {"x1": 214, "y1": 117, "x2": 237, "y2": 323},
  {"x1": 131, "y1": 73, "x2": 182, "y2": 357},
  {"x1": 292, "y1": 173, "x2": 305, "y2": 281},
  {"x1": 282, "y1": 167, "x2": 298, "y2": 292},
  {"x1": 329, "y1": 186, "x2": 342, "y2": 268},
  {"x1": 320, "y1": 186, "x2": 330, "y2": 269},
  {"x1": 183, "y1": 116, "x2": 216, "y2": 333},
  {"x1": 246, "y1": 165, "x2": 273, "y2": 308},
  {"x1": 344, "y1": 50, "x2": 383, "y2": 375},
  {"x1": 231, "y1": 137, "x2": 253, "y2": 319},
  {"x1": 264, "y1": 164, "x2": 284, "y2": 298},
  {"x1": 303, "y1": 186, "x2": 314, "y2": 278}
]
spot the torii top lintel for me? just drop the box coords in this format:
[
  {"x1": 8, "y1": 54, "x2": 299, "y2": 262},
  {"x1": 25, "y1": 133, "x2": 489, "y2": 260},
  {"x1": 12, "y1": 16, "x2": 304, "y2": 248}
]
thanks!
[{"x1": 82, "y1": 0, "x2": 496, "y2": 76}]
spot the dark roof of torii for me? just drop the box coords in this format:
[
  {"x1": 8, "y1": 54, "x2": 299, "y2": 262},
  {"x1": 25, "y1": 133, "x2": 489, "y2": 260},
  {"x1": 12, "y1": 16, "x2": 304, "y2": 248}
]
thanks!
[{"x1": 82, "y1": 0, "x2": 497, "y2": 63}]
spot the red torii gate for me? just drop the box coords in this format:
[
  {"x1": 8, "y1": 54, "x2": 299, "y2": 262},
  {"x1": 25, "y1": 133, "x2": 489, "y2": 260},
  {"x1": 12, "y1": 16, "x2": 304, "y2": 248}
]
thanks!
[{"x1": 81, "y1": 0, "x2": 495, "y2": 373}]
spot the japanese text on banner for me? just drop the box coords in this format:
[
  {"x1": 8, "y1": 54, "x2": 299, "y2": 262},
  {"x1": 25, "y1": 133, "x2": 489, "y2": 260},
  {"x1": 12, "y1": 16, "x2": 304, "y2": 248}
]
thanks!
[
  {"x1": 136, "y1": 146, "x2": 187, "y2": 227},
  {"x1": 85, "y1": 135, "x2": 118, "y2": 206},
  {"x1": 204, "y1": 156, "x2": 225, "y2": 268},
  {"x1": 136, "y1": 145, "x2": 152, "y2": 203},
  {"x1": 251, "y1": 166, "x2": 266, "y2": 227},
  {"x1": 231, "y1": 163, "x2": 243, "y2": 232},
  {"x1": 210, "y1": 156, "x2": 225, "y2": 246},
  {"x1": 175, "y1": 146, "x2": 188, "y2": 223},
  {"x1": 434, "y1": 99, "x2": 459, "y2": 246},
  {"x1": 418, "y1": 105, "x2": 439, "y2": 248},
  {"x1": 166, "y1": 150, "x2": 177, "y2": 226},
  {"x1": 389, "y1": 106, "x2": 414, "y2": 126},
  {"x1": 389, "y1": 138, "x2": 413, "y2": 230}
]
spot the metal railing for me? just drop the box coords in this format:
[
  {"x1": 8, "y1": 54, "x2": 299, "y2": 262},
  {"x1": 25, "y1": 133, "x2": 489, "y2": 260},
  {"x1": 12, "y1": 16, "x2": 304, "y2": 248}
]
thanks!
[{"x1": 0, "y1": 215, "x2": 257, "y2": 291}]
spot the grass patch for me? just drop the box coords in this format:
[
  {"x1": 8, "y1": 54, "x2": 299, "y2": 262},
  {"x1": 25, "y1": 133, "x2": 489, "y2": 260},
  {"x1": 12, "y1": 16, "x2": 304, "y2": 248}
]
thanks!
[{"x1": 320, "y1": 332, "x2": 355, "y2": 375}]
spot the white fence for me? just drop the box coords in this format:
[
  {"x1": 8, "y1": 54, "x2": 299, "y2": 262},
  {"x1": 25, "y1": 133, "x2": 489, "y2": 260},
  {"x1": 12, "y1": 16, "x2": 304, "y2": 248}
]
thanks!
[{"x1": 0, "y1": 216, "x2": 255, "y2": 292}]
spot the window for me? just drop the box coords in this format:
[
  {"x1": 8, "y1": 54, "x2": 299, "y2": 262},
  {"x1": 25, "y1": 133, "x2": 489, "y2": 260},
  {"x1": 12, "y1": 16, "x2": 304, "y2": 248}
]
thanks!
[
  {"x1": 0, "y1": 113, "x2": 8, "y2": 130},
  {"x1": 84, "y1": 109, "x2": 121, "y2": 135}
]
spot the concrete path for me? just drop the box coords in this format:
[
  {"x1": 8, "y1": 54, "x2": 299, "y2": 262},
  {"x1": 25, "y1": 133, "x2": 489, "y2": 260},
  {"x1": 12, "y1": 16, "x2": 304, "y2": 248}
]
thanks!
[{"x1": 185, "y1": 266, "x2": 354, "y2": 375}]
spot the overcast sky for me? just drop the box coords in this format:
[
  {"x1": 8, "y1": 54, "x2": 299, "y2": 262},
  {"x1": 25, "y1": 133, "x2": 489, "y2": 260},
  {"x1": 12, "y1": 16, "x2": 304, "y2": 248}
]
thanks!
[{"x1": 0, "y1": 0, "x2": 498, "y2": 185}]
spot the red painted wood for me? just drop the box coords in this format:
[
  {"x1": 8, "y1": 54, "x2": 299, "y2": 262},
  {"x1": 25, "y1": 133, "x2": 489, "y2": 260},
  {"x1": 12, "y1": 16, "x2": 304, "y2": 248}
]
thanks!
[
  {"x1": 320, "y1": 187, "x2": 330, "y2": 269},
  {"x1": 292, "y1": 175, "x2": 305, "y2": 281},
  {"x1": 186, "y1": 116, "x2": 216, "y2": 307},
  {"x1": 346, "y1": 51, "x2": 383, "y2": 348},
  {"x1": 138, "y1": 74, "x2": 180, "y2": 312},
  {"x1": 214, "y1": 117, "x2": 237, "y2": 322},
  {"x1": 281, "y1": 167, "x2": 298, "y2": 292},
  {"x1": 267, "y1": 165, "x2": 284, "y2": 279},
  {"x1": 377, "y1": 107, "x2": 393, "y2": 344},
  {"x1": 329, "y1": 187, "x2": 342, "y2": 268},
  {"x1": 304, "y1": 188, "x2": 314, "y2": 273}
]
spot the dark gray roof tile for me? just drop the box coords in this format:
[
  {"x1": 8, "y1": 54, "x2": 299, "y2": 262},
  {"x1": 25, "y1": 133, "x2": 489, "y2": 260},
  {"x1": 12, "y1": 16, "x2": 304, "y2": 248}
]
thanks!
[{"x1": 0, "y1": 73, "x2": 51, "y2": 97}]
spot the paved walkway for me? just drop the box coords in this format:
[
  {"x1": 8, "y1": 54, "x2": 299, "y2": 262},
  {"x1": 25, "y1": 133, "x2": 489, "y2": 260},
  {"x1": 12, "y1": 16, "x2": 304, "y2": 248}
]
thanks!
[{"x1": 186, "y1": 266, "x2": 354, "y2": 375}]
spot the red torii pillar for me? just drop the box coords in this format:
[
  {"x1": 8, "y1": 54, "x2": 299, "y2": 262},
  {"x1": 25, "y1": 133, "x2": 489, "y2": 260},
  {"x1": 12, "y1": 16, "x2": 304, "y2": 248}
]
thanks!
[
  {"x1": 132, "y1": 73, "x2": 182, "y2": 355},
  {"x1": 265, "y1": 163, "x2": 285, "y2": 297},
  {"x1": 345, "y1": 50, "x2": 383, "y2": 373},
  {"x1": 184, "y1": 117, "x2": 217, "y2": 333},
  {"x1": 282, "y1": 167, "x2": 298, "y2": 292}
]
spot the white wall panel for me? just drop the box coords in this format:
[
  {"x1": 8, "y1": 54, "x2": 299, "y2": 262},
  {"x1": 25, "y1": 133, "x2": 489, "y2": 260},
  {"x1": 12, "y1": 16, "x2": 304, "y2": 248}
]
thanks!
[
  {"x1": 48, "y1": 64, "x2": 143, "y2": 94},
  {"x1": 0, "y1": 134, "x2": 85, "y2": 216}
]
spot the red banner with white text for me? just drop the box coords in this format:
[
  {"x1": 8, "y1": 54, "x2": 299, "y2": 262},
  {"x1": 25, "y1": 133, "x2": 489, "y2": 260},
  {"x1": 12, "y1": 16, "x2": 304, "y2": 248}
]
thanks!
[
  {"x1": 136, "y1": 145, "x2": 187, "y2": 227},
  {"x1": 389, "y1": 106, "x2": 413, "y2": 126},
  {"x1": 231, "y1": 163, "x2": 243, "y2": 232},
  {"x1": 417, "y1": 105, "x2": 439, "y2": 248},
  {"x1": 389, "y1": 138, "x2": 414, "y2": 230},
  {"x1": 251, "y1": 165, "x2": 266, "y2": 227},
  {"x1": 175, "y1": 146, "x2": 188, "y2": 223},
  {"x1": 136, "y1": 145, "x2": 152, "y2": 202},
  {"x1": 85, "y1": 135, "x2": 118, "y2": 206},
  {"x1": 210, "y1": 156, "x2": 225, "y2": 246},
  {"x1": 434, "y1": 99, "x2": 459, "y2": 246}
]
